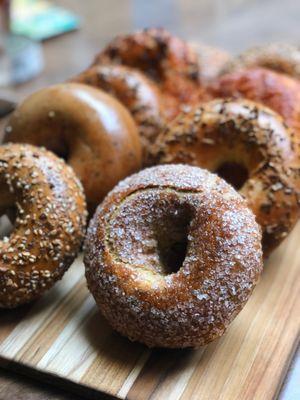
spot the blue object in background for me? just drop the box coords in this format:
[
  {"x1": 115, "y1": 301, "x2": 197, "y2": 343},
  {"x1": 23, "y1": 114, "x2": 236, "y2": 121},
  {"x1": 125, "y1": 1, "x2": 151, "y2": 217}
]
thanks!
[{"x1": 11, "y1": 0, "x2": 80, "y2": 41}]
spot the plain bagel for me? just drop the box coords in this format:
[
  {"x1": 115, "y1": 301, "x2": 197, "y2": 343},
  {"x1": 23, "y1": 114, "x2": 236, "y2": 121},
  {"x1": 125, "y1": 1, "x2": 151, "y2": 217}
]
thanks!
[
  {"x1": 70, "y1": 64, "x2": 165, "y2": 158},
  {"x1": 4, "y1": 83, "x2": 142, "y2": 212}
]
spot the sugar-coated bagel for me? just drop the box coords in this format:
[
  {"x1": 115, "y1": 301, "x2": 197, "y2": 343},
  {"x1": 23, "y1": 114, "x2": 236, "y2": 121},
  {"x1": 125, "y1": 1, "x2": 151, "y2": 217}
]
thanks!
[{"x1": 84, "y1": 164, "x2": 263, "y2": 348}]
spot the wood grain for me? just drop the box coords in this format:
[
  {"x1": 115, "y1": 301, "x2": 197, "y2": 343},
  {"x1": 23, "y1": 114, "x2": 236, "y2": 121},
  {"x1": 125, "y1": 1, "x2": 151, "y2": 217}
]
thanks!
[{"x1": 0, "y1": 223, "x2": 299, "y2": 400}]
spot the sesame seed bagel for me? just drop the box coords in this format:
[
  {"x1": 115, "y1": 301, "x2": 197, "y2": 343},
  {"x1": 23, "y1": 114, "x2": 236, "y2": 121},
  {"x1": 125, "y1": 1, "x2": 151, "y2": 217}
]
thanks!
[
  {"x1": 0, "y1": 144, "x2": 87, "y2": 308},
  {"x1": 4, "y1": 83, "x2": 142, "y2": 212},
  {"x1": 92, "y1": 28, "x2": 207, "y2": 110},
  {"x1": 210, "y1": 67, "x2": 300, "y2": 139},
  {"x1": 84, "y1": 164, "x2": 263, "y2": 348},
  {"x1": 151, "y1": 99, "x2": 300, "y2": 256},
  {"x1": 70, "y1": 65, "x2": 165, "y2": 158},
  {"x1": 221, "y1": 43, "x2": 300, "y2": 79}
]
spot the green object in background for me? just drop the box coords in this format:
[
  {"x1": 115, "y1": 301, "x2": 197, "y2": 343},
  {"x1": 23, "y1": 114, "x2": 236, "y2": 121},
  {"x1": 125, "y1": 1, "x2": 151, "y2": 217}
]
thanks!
[{"x1": 11, "y1": 0, "x2": 80, "y2": 40}]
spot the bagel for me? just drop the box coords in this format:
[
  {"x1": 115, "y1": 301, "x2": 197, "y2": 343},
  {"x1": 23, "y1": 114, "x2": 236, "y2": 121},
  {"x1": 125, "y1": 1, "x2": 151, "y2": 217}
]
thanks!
[
  {"x1": 151, "y1": 99, "x2": 300, "y2": 256},
  {"x1": 0, "y1": 144, "x2": 87, "y2": 308},
  {"x1": 210, "y1": 67, "x2": 300, "y2": 138},
  {"x1": 192, "y1": 42, "x2": 231, "y2": 83},
  {"x1": 70, "y1": 65, "x2": 165, "y2": 155},
  {"x1": 221, "y1": 43, "x2": 300, "y2": 79},
  {"x1": 92, "y1": 28, "x2": 207, "y2": 108},
  {"x1": 4, "y1": 83, "x2": 142, "y2": 212},
  {"x1": 84, "y1": 164, "x2": 263, "y2": 348}
]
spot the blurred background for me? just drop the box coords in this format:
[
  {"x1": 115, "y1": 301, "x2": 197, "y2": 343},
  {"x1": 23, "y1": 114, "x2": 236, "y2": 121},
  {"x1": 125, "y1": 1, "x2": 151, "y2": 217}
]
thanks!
[{"x1": 1, "y1": 0, "x2": 300, "y2": 100}]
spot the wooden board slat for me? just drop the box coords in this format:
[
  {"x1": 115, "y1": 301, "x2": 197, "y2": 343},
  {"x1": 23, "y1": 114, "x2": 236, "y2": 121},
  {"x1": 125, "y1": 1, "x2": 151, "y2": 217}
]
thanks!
[{"x1": 0, "y1": 223, "x2": 299, "y2": 400}]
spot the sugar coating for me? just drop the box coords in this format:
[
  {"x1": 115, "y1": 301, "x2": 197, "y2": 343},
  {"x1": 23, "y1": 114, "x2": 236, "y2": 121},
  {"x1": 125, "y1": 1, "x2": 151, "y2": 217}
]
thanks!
[
  {"x1": 0, "y1": 143, "x2": 87, "y2": 308},
  {"x1": 151, "y1": 98, "x2": 300, "y2": 256},
  {"x1": 84, "y1": 164, "x2": 263, "y2": 348}
]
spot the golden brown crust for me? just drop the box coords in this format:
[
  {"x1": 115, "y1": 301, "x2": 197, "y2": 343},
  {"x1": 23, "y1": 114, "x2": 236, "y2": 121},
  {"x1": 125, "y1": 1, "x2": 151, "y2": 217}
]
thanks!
[
  {"x1": 0, "y1": 144, "x2": 87, "y2": 308},
  {"x1": 93, "y1": 28, "x2": 199, "y2": 92},
  {"x1": 151, "y1": 99, "x2": 300, "y2": 256},
  {"x1": 92, "y1": 28, "x2": 209, "y2": 118},
  {"x1": 4, "y1": 83, "x2": 142, "y2": 212},
  {"x1": 210, "y1": 67, "x2": 300, "y2": 139},
  {"x1": 191, "y1": 42, "x2": 231, "y2": 83},
  {"x1": 70, "y1": 65, "x2": 165, "y2": 157},
  {"x1": 84, "y1": 164, "x2": 263, "y2": 348},
  {"x1": 221, "y1": 43, "x2": 300, "y2": 79}
]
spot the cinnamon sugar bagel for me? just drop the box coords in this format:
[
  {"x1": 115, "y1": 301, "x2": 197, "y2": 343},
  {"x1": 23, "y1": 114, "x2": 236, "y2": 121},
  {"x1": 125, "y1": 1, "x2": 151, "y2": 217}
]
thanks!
[
  {"x1": 4, "y1": 83, "x2": 142, "y2": 212},
  {"x1": 152, "y1": 99, "x2": 300, "y2": 256},
  {"x1": 93, "y1": 28, "x2": 206, "y2": 109},
  {"x1": 210, "y1": 67, "x2": 300, "y2": 138},
  {"x1": 0, "y1": 144, "x2": 87, "y2": 308},
  {"x1": 221, "y1": 43, "x2": 300, "y2": 79},
  {"x1": 71, "y1": 65, "x2": 165, "y2": 154},
  {"x1": 84, "y1": 164, "x2": 263, "y2": 348}
]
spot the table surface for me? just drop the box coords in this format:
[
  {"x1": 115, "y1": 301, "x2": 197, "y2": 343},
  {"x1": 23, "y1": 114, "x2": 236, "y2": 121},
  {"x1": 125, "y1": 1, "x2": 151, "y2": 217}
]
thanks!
[{"x1": 0, "y1": 0, "x2": 299, "y2": 399}]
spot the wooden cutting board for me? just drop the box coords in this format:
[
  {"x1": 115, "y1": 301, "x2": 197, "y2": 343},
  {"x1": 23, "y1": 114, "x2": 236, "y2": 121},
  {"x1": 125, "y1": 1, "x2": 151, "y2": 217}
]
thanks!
[{"x1": 0, "y1": 222, "x2": 299, "y2": 400}]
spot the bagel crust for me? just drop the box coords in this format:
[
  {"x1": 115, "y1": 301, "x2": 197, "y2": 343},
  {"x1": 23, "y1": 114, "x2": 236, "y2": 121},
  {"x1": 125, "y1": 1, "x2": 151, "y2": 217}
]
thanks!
[
  {"x1": 84, "y1": 164, "x2": 263, "y2": 348},
  {"x1": 0, "y1": 144, "x2": 87, "y2": 308},
  {"x1": 71, "y1": 65, "x2": 165, "y2": 157},
  {"x1": 221, "y1": 43, "x2": 300, "y2": 79},
  {"x1": 210, "y1": 67, "x2": 300, "y2": 138},
  {"x1": 92, "y1": 28, "x2": 209, "y2": 116},
  {"x1": 93, "y1": 28, "x2": 199, "y2": 98},
  {"x1": 192, "y1": 42, "x2": 231, "y2": 83},
  {"x1": 151, "y1": 99, "x2": 300, "y2": 256},
  {"x1": 4, "y1": 83, "x2": 142, "y2": 212}
]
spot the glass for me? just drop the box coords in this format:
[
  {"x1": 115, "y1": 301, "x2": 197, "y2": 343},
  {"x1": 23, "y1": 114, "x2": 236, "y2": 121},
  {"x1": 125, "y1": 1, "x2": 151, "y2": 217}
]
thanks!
[{"x1": 0, "y1": 0, "x2": 43, "y2": 86}]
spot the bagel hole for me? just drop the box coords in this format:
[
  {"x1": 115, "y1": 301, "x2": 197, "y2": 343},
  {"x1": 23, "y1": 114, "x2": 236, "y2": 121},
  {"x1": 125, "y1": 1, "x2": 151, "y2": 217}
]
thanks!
[
  {"x1": 42, "y1": 138, "x2": 70, "y2": 161},
  {"x1": 0, "y1": 208, "x2": 15, "y2": 240},
  {"x1": 156, "y1": 207, "x2": 191, "y2": 275},
  {"x1": 215, "y1": 162, "x2": 249, "y2": 190},
  {"x1": 55, "y1": 146, "x2": 70, "y2": 161}
]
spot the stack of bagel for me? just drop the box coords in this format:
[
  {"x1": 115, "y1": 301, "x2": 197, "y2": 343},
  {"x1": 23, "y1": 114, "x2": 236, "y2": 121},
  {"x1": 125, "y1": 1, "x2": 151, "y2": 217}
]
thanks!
[{"x1": 1, "y1": 28, "x2": 299, "y2": 348}]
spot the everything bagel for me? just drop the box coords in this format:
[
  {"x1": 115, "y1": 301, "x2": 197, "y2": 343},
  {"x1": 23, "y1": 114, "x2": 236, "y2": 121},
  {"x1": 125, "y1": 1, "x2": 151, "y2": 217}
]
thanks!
[
  {"x1": 92, "y1": 28, "x2": 206, "y2": 107},
  {"x1": 221, "y1": 43, "x2": 300, "y2": 79},
  {"x1": 151, "y1": 99, "x2": 300, "y2": 256},
  {"x1": 210, "y1": 67, "x2": 300, "y2": 139}
]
